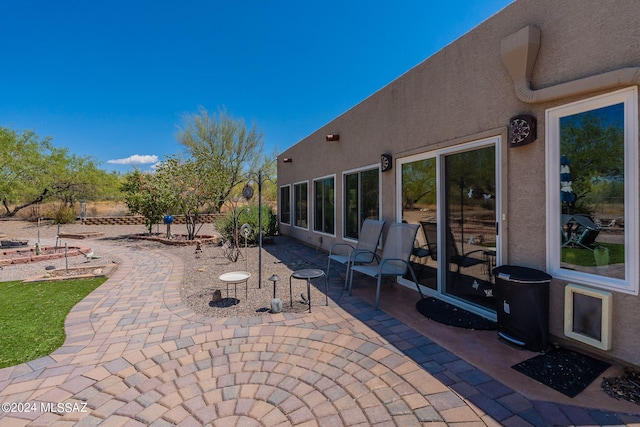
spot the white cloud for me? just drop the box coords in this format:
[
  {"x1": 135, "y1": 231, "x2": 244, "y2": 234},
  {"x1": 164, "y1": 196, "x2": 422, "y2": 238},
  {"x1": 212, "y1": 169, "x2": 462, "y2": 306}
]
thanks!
[{"x1": 107, "y1": 154, "x2": 159, "y2": 165}]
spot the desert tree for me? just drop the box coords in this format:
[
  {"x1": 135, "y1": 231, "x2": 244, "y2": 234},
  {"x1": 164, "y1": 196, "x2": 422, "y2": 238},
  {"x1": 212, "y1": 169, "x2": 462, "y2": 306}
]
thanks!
[
  {"x1": 154, "y1": 155, "x2": 228, "y2": 240},
  {"x1": 0, "y1": 126, "x2": 121, "y2": 218},
  {"x1": 43, "y1": 147, "x2": 121, "y2": 207},
  {"x1": 0, "y1": 127, "x2": 50, "y2": 216},
  {"x1": 120, "y1": 170, "x2": 170, "y2": 234},
  {"x1": 560, "y1": 111, "x2": 624, "y2": 215},
  {"x1": 401, "y1": 158, "x2": 436, "y2": 210},
  {"x1": 176, "y1": 107, "x2": 273, "y2": 211}
]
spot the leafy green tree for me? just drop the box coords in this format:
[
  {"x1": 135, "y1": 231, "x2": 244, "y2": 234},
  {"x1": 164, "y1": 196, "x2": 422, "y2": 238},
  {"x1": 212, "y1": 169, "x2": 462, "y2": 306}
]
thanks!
[
  {"x1": 0, "y1": 126, "x2": 121, "y2": 218},
  {"x1": 44, "y1": 147, "x2": 121, "y2": 207},
  {"x1": 155, "y1": 156, "x2": 228, "y2": 240},
  {"x1": 402, "y1": 158, "x2": 436, "y2": 209},
  {"x1": 120, "y1": 170, "x2": 170, "y2": 234},
  {"x1": 446, "y1": 146, "x2": 496, "y2": 212},
  {"x1": 560, "y1": 110, "x2": 624, "y2": 215},
  {"x1": 176, "y1": 107, "x2": 273, "y2": 210},
  {"x1": 0, "y1": 127, "x2": 51, "y2": 216}
]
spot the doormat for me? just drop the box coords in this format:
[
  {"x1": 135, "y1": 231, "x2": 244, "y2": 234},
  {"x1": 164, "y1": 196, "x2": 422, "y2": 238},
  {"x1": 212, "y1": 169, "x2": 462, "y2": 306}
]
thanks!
[
  {"x1": 415, "y1": 297, "x2": 497, "y2": 330},
  {"x1": 512, "y1": 347, "x2": 611, "y2": 398}
]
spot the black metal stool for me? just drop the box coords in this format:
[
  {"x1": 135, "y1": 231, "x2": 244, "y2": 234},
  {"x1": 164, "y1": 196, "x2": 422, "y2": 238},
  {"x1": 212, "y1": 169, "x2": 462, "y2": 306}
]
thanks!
[{"x1": 289, "y1": 268, "x2": 328, "y2": 312}]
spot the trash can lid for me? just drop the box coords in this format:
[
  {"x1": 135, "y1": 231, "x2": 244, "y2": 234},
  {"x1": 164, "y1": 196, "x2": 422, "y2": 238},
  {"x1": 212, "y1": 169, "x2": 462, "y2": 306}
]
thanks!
[{"x1": 492, "y1": 265, "x2": 552, "y2": 282}]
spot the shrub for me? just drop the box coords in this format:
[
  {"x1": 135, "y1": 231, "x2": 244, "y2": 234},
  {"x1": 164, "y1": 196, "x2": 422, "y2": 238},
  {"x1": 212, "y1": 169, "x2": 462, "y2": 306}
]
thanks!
[
  {"x1": 50, "y1": 205, "x2": 77, "y2": 224},
  {"x1": 216, "y1": 204, "x2": 276, "y2": 245}
]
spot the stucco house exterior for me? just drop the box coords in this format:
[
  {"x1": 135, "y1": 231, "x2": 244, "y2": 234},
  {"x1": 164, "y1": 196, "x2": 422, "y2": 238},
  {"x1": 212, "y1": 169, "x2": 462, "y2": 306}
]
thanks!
[{"x1": 277, "y1": 0, "x2": 640, "y2": 367}]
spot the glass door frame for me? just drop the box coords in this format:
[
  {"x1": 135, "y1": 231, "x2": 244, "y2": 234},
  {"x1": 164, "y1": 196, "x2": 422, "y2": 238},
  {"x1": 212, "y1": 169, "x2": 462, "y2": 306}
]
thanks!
[{"x1": 396, "y1": 136, "x2": 503, "y2": 318}]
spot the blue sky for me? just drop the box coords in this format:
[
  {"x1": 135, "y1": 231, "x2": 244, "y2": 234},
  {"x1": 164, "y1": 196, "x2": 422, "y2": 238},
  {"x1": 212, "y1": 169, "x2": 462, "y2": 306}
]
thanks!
[{"x1": 1, "y1": 1, "x2": 513, "y2": 173}]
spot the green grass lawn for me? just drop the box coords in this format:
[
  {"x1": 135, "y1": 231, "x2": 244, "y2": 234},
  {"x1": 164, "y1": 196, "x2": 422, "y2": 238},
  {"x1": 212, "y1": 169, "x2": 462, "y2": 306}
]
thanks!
[
  {"x1": 0, "y1": 278, "x2": 106, "y2": 369},
  {"x1": 561, "y1": 242, "x2": 624, "y2": 267}
]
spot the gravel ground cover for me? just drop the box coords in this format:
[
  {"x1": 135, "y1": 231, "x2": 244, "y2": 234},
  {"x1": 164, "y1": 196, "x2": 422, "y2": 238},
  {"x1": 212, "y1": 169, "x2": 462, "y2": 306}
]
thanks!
[{"x1": 0, "y1": 220, "x2": 333, "y2": 318}]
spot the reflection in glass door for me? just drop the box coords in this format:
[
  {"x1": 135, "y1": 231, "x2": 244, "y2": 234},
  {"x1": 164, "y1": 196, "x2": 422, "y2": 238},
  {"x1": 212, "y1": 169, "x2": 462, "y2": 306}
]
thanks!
[
  {"x1": 444, "y1": 146, "x2": 496, "y2": 310},
  {"x1": 401, "y1": 157, "x2": 437, "y2": 290}
]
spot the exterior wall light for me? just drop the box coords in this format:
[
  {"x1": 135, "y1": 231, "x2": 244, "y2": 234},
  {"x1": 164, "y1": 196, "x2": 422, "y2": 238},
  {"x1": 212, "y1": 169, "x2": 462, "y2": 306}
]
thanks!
[
  {"x1": 326, "y1": 134, "x2": 340, "y2": 142},
  {"x1": 283, "y1": 157, "x2": 293, "y2": 163},
  {"x1": 381, "y1": 154, "x2": 393, "y2": 172}
]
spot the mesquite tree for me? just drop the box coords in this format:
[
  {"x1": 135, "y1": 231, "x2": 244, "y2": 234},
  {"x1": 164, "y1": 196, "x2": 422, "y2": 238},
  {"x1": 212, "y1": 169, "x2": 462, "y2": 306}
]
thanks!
[{"x1": 1, "y1": 126, "x2": 121, "y2": 218}]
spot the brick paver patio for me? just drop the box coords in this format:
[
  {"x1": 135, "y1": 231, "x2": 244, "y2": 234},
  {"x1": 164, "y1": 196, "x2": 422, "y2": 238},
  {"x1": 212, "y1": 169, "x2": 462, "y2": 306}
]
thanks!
[{"x1": 1, "y1": 236, "x2": 639, "y2": 426}]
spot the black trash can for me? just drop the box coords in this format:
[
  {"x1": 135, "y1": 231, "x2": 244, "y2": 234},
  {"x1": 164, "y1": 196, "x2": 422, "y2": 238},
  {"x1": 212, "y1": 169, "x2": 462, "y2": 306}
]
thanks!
[{"x1": 492, "y1": 265, "x2": 552, "y2": 352}]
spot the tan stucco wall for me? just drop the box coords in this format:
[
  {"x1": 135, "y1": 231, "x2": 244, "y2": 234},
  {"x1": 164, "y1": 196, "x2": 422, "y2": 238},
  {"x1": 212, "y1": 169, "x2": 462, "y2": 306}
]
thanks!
[{"x1": 278, "y1": 0, "x2": 640, "y2": 366}]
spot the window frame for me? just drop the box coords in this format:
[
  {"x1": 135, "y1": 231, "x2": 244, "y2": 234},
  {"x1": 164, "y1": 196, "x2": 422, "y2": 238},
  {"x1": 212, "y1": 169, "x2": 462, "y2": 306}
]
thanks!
[
  {"x1": 342, "y1": 164, "x2": 381, "y2": 241},
  {"x1": 293, "y1": 180, "x2": 309, "y2": 230},
  {"x1": 279, "y1": 184, "x2": 291, "y2": 225},
  {"x1": 313, "y1": 174, "x2": 336, "y2": 236},
  {"x1": 395, "y1": 136, "x2": 502, "y2": 304},
  {"x1": 545, "y1": 87, "x2": 639, "y2": 295}
]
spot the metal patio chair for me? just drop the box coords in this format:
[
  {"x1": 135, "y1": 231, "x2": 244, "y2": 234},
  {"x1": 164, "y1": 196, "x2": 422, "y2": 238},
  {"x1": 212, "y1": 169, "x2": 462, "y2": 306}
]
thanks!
[
  {"x1": 326, "y1": 219, "x2": 385, "y2": 289},
  {"x1": 348, "y1": 222, "x2": 424, "y2": 309},
  {"x1": 420, "y1": 221, "x2": 486, "y2": 273},
  {"x1": 561, "y1": 214, "x2": 601, "y2": 251}
]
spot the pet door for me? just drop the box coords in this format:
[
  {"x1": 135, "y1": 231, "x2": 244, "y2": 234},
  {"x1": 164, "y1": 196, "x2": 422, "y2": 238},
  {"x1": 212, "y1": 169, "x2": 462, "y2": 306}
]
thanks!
[{"x1": 564, "y1": 284, "x2": 612, "y2": 350}]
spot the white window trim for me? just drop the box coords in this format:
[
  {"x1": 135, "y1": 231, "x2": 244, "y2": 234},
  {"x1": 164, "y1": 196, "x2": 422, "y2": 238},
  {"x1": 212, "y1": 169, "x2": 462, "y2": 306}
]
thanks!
[
  {"x1": 279, "y1": 184, "x2": 291, "y2": 225},
  {"x1": 293, "y1": 180, "x2": 309, "y2": 231},
  {"x1": 545, "y1": 87, "x2": 639, "y2": 295},
  {"x1": 312, "y1": 174, "x2": 337, "y2": 237},
  {"x1": 342, "y1": 164, "x2": 381, "y2": 242}
]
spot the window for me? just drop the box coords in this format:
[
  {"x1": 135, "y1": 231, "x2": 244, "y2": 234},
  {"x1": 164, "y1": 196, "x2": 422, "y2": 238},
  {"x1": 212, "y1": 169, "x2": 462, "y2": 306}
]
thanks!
[
  {"x1": 344, "y1": 167, "x2": 380, "y2": 239},
  {"x1": 279, "y1": 185, "x2": 291, "y2": 225},
  {"x1": 546, "y1": 87, "x2": 638, "y2": 294},
  {"x1": 293, "y1": 181, "x2": 308, "y2": 229},
  {"x1": 313, "y1": 176, "x2": 335, "y2": 235}
]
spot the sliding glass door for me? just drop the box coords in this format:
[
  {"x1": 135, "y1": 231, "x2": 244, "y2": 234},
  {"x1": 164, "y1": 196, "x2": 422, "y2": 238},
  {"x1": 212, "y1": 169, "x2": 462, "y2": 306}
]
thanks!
[
  {"x1": 444, "y1": 146, "x2": 496, "y2": 310},
  {"x1": 399, "y1": 138, "x2": 499, "y2": 313},
  {"x1": 401, "y1": 157, "x2": 437, "y2": 290}
]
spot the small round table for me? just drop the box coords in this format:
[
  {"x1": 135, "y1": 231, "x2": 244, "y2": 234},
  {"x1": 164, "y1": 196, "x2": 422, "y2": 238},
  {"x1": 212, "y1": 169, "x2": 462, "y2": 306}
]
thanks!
[
  {"x1": 289, "y1": 268, "x2": 328, "y2": 312},
  {"x1": 219, "y1": 271, "x2": 251, "y2": 301}
]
